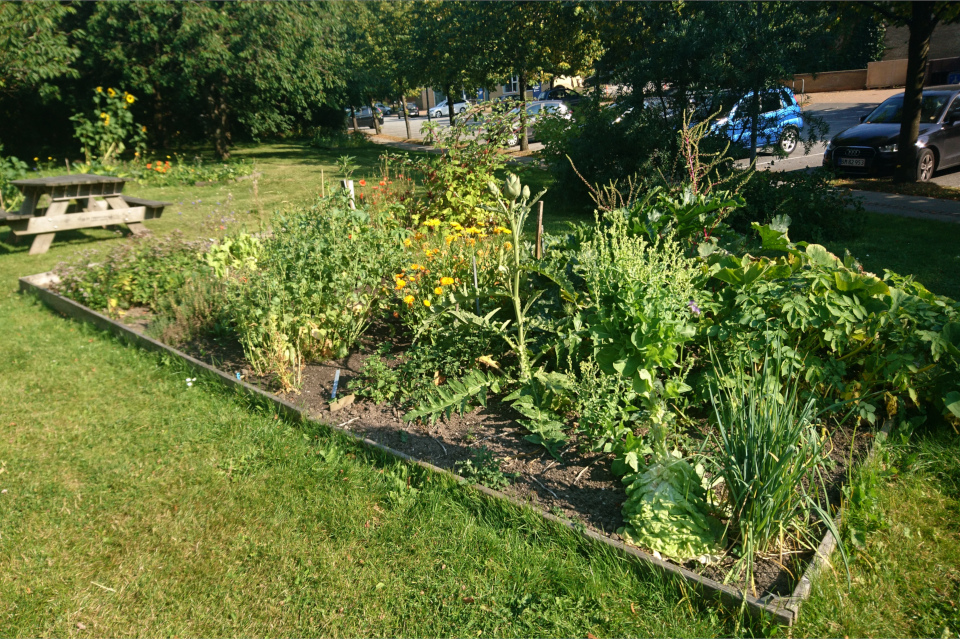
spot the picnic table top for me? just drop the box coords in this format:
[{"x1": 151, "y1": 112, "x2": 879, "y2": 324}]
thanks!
[{"x1": 10, "y1": 174, "x2": 127, "y2": 189}]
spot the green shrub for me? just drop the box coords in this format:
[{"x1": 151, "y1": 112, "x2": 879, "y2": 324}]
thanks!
[
  {"x1": 731, "y1": 168, "x2": 866, "y2": 242},
  {"x1": 149, "y1": 273, "x2": 230, "y2": 346},
  {"x1": 0, "y1": 145, "x2": 28, "y2": 211},
  {"x1": 350, "y1": 348, "x2": 401, "y2": 405}
]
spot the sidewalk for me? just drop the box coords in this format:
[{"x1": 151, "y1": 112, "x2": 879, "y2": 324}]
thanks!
[{"x1": 852, "y1": 189, "x2": 960, "y2": 223}]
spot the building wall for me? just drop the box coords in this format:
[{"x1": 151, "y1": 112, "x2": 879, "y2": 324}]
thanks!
[{"x1": 882, "y1": 22, "x2": 960, "y2": 61}]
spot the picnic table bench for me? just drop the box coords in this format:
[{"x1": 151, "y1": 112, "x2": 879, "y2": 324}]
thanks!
[{"x1": 1, "y1": 174, "x2": 170, "y2": 255}]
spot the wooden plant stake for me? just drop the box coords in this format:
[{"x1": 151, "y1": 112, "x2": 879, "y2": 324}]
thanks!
[
  {"x1": 535, "y1": 201, "x2": 544, "y2": 259},
  {"x1": 321, "y1": 168, "x2": 325, "y2": 197},
  {"x1": 341, "y1": 179, "x2": 355, "y2": 209},
  {"x1": 472, "y1": 256, "x2": 480, "y2": 314}
]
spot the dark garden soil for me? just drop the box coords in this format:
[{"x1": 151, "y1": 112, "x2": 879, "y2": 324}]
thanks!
[{"x1": 117, "y1": 308, "x2": 874, "y2": 599}]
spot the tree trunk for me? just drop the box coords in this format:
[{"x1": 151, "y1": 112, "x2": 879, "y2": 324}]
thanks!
[
  {"x1": 351, "y1": 106, "x2": 358, "y2": 133},
  {"x1": 519, "y1": 73, "x2": 529, "y2": 151},
  {"x1": 446, "y1": 84, "x2": 455, "y2": 127},
  {"x1": 894, "y1": 2, "x2": 937, "y2": 183},
  {"x1": 749, "y1": 86, "x2": 760, "y2": 164},
  {"x1": 209, "y1": 88, "x2": 231, "y2": 160},
  {"x1": 426, "y1": 89, "x2": 432, "y2": 122},
  {"x1": 401, "y1": 93, "x2": 412, "y2": 140},
  {"x1": 370, "y1": 100, "x2": 382, "y2": 135}
]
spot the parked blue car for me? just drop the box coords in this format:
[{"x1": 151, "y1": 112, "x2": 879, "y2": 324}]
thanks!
[{"x1": 710, "y1": 88, "x2": 804, "y2": 154}]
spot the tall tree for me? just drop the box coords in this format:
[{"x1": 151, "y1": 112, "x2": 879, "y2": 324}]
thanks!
[
  {"x1": 476, "y1": 2, "x2": 601, "y2": 150},
  {"x1": 864, "y1": 2, "x2": 960, "y2": 182},
  {"x1": 0, "y1": 1, "x2": 79, "y2": 99}
]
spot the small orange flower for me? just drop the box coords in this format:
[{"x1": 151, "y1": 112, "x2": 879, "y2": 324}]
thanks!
[
  {"x1": 379, "y1": 180, "x2": 386, "y2": 186},
  {"x1": 359, "y1": 179, "x2": 367, "y2": 186},
  {"x1": 403, "y1": 295, "x2": 415, "y2": 305}
]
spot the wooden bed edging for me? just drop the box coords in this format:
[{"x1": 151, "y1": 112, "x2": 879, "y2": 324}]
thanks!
[{"x1": 20, "y1": 271, "x2": 888, "y2": 626}]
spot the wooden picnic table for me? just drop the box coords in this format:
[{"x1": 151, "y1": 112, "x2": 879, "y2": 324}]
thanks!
[{"x1": 3, "y1": 174, "x2": 170, "y2": 255}]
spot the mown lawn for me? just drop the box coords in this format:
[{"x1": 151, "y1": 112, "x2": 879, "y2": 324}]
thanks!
[{"x1": 1, "y1": 139, "x2": 959, "y2": 637}]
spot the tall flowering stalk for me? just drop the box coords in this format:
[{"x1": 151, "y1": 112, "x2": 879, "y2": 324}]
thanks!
[{"x1": 486, "y1": 173, "x2": 545, "y2": 383}]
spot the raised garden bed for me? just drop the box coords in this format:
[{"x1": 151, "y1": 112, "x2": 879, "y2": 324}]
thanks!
[{"x1": 20, "y1": 270, "x2": 889, "y2": 625}]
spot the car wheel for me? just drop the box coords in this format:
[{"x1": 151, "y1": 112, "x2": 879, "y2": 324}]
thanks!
[
  {"x1": 458, "y1": 107, "x2": 466, "y2": 114},
  {"x1": 778, "y1": 127, "x2": 799, "y2": 154},
  {"x1": 916, "y1": 148, "x2": 936, "y2": 182}
]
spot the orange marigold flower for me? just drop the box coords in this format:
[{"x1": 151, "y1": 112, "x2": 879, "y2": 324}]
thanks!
[
  {"x1": 440, "y1": 277, "x2": 454, "y2": 286},
  {"x1": 403, "y1": 295, "x2": 415, "y2": 305},
  {"x1": 395, "y1": 279, "x2": 406, "y2": 289}
]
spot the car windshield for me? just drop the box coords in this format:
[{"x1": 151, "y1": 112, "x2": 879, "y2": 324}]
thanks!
[{"x1": 865, "y1": 95, "x2": 950, "y2": 124}]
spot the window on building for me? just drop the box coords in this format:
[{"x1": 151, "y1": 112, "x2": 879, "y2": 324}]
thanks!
[{"x1": 503, "y1": 76, "x2": 518, "y2": 94}]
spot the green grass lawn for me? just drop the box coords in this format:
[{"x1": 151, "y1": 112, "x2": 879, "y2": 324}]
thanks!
[{"x1": 1, "y1": 139, "x2": 959, "y2": 636}]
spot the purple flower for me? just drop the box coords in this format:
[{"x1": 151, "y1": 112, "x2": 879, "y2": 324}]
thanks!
[{"x1": 687, "y1": 299, "x2": 701, "y2": 316}]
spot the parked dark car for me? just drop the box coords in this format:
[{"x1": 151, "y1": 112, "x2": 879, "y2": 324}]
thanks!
[
  {"x1": 539, "y1": 86, "x2": 583, "y2": 107},
  {"x1": 823, "y1": 85, "x2": 960, "y2": 181},
  {"x1": 353, "y1": 105, "x2": 384, "y2": 129},
  {"x1": 399, "y1": 102, "x2": 419, "y2": 118}
]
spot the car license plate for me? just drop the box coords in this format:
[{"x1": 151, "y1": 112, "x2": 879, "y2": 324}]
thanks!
[{"x1": 838, "y1": 157, "x2": 866, "y2": 167}]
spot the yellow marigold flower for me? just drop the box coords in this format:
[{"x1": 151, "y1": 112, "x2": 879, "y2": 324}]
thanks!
[
  {"x1": 410, "y1": 263, "x2": 423, "y2": 271},
  {"x1": 403, "y1": 295, "x2": 415, "y2": 305},
  {"x1": 504, "y1": 241, "x2": 513, "y2": 250},
  {"x1": 99, "y1": 112, "x2": 108, "y2": 119},
  {"x1": 141, "y1": 125, "x2": 147, "y2": 133},
  {"x1": 434, "y1": 287, "x2": 443, "y2": 295},
  {"x1": 96, "y1": 86, "x2": 103, "y2": 93},
  {"x1": 125, "y1": 93, "x2": 135, "y2": 104},
  {"x1": 423, "y1": 299, "x2": 431, "y2": 307},
  {"x1": 445, "y1": 235, "x2": 456, "y2": 245},
  {"x1": 423, "y1": 218, "x2": 441, "y2": 228},
  {"x1": 464, "y1": 227, "x2": 480, "y2": 235},
  {"x1": 107, "y1": 87, "x2": 116, "y2": 97},
  {"x1": 403, "y1": 238, "x2": 412, "y2": 247},
  {"x1": 395, "y1": 279, "x2": 406, "y2": 289},
  {"x1": 449, "y1": 221, "x2": 463, "y2": 230},
  {"x1": 440, "y1": 277, "x2": 454, "y2": 286},
  {"x1": 493, "y1": 226, "x2": 511, "y2": 235}
]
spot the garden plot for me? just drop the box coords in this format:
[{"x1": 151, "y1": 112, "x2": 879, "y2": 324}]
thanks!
[{"x1": 36, "y1": 162, "x2": 960, "y2": 625}]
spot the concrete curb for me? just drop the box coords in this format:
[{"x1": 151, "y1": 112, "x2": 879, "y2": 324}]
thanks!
[{"x1": 19, "y1": 271, "x2": 884, "y2": 626}]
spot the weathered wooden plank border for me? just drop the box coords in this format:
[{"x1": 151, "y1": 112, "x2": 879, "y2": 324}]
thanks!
[{"x1": 20, "y1": 271, "x2": 888, "y2": 626}]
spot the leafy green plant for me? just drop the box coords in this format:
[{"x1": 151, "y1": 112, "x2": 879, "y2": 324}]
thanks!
[
  {"x1": 350, "y1": 350, "x2": 401, "y2": 405},
  {"x1": 0, "y1": 145, "x2": 28, "y2": 211},
  {"x1": 455, "y1": 445, "x2": 516, "y2": 490},
  {"x1": 730, "y1": 168, "x2": 866, "y2": 242},
  {"x1": 385, "y1": 101, "x2": 521, "y2": 226},
  {"x1": 70, "y1": 86, "x2": 147, "y2": 165},
  {"x1": 204, "y1": 232, "x2": 263, "y2": 278},
  {"x1": 699, "y1": 220, "x2": 960, "y2": 422},
  {"x1": 708, "y1": 351, "x2": 848, "y2": 595},
  {"x1": 224, "y1": 195, "x2": 404, "y2": 391},
  {"x1": 403, "y1": 369, "x2": 501, "y2": 425},
  {"x1": 54, "y1": 231, "x2": 205, "y2": 315},
  {"x1": 149, "y1": 272, "x2": 230, "y2": 346}
]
